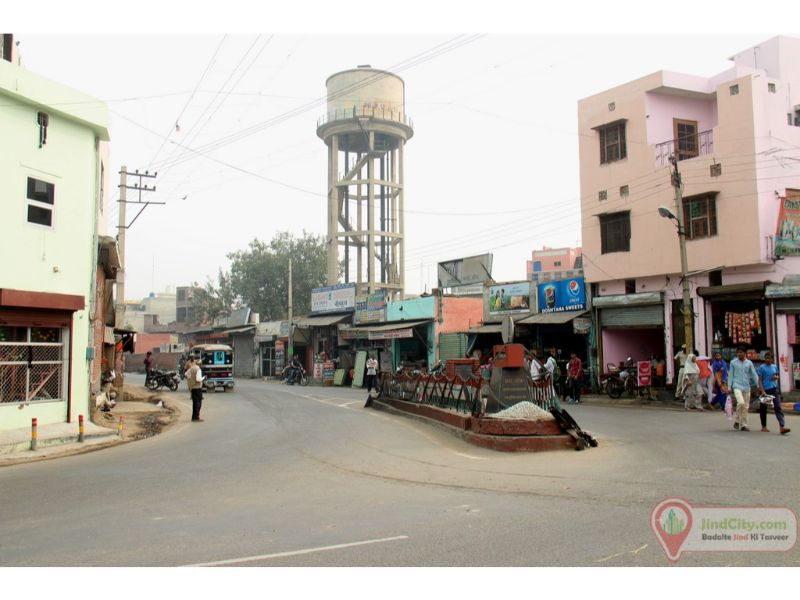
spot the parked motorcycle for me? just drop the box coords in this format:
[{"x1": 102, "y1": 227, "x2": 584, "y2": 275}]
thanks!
[
  {"x1": 603, "y1": 357, "x2": 634, "y2": 399},
  {"x1": 145, "y1": 368, "x2": 180, "y2": 391}
]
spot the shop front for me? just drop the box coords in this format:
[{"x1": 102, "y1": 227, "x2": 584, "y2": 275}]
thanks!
[
  {"x1": 295, "y1": 313, "x2": 352, "y2": 381},
  {"x1": 593, "y1": 292, "x2": 667, "y2": 382},
  {"x1": 698, "y1": 281, "x2": 770, "y2": 375},
  {"x1": 766, "y1": 282, "x2": 800, "y2": 394},
  {"x1": 0, "y1": 289, "x2": 85, "y2": 430},
  {"x1": 339, "y1": 320, "x2": 433, "y2": 372}
]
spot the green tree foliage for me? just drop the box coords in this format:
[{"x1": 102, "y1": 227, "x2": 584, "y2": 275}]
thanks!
[{"x1": 191, "y1": 231, "x2": 328, "y2": 323}]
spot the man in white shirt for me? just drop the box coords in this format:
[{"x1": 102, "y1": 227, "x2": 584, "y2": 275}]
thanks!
[
  {"x1": 185, "y1": 356, "x2": 206, "y2": 422},
  {"x1": 364, "y1": 355, "x2": 379, "y2": 407}
]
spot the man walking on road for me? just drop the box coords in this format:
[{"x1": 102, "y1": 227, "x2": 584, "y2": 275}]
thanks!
[
  {"x1": 729, "y1": 346, "x2": 758, "y2": 432},
  {"x1": 757, "y1": 351, "x2": 791, "y2": 435},
  {"x1": 185, "y1": 356, "x2": 205, "y2": 422}
]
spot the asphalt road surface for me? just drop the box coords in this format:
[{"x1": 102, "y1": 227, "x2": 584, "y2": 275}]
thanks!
[{"x1": 1, "y1": 376, "x2": 798, "y2": 567}]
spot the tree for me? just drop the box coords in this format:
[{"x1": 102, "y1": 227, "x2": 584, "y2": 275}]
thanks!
[
  {"x1": 188, "y1": 270, "x2": 236, "y2": 325},
  {"x1": 196, "y1": 231, "x2": 329, "y2": 323}
]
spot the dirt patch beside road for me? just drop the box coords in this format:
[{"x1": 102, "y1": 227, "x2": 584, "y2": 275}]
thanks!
[{"x1": 92, "y1": 385, "x2": 182, "y2": 441}]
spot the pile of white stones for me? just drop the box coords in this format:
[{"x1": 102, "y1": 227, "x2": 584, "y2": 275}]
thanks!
[{"x1": 491, "y1": 401, "x2": 554, "y2": 421}]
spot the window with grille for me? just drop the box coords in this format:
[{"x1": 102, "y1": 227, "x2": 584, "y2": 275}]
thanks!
[
  {"x1": 682, "y1": 193, "x2": 717, "y2": 240},
  {"x1": 26, "y1": 177, "x2": 55, "y2": 227},
  {"x1": 599, "y1": 211, "x2": 631, "y2": 254},
  {"x1": 673, "y1": 119, "x2": 698, "y2": 160},
  {"x1": 598, "y1": 121, "x2": 627, "y2": 164},
  {"x1": 0, "y1": 326, "x2": 66, "y2": 404}
]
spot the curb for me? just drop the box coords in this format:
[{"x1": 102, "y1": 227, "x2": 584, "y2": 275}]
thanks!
[{"x1": 371, "y1": 397, "x2": 579, "y2": 452}]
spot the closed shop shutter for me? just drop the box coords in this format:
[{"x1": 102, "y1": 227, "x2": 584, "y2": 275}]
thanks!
[
  {"x1": 600, "y1": 304, "x2": 664, "y2": 327},
  {"x1": 438, "y1": 333, "x2": 466, "y2": 362}
]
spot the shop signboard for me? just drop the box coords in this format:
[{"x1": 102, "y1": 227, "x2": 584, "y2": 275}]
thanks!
[
  {"x1": 311, "y1": 283, "x2": 356, "y2": 314},
  {"x1": 488, "y1": 281, "x2": 531, "y2": 316},
  {"x1": 536, "y1": 277, "x2": 586, "y2": 313},
  {"x1": 354, "y1": 292, "x2": 387, "y2": 324},
  {"x1": 637, "y1": 361, "x2": 652, "y2": 387},
  {"x1": 775, "y1": 192, "x2": 800, "y2": 257},
  {"x1": 368, "y1": 328, "x2": 413, "y2": 340},
  {"x1": 322, "y1": 361, "x2": 335, "y2": 385},
  {"x1": 275, "y1": 340, "x2": 285, "y2": 372},
  {"x1": 572, "y1": 316, "x2": 592, "y2": 334},
  {"x1": 438, "y1": 253, "x2": 493, "y2": 288}
]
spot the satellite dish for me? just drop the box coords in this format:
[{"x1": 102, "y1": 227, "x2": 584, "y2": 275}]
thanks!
[{"x1": 501, "y1": 315, "x2": 515, "y2": 344}]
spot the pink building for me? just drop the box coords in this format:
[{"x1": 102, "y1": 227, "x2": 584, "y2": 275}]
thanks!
[
  {"x1": 579, "y1": 36, "x2": 800, "y2": 392},
  {"x1": 526, "y1": 246, "x2": 582, "y2": 280}
]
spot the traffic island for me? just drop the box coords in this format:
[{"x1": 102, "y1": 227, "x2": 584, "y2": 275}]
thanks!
[{"x1": 373, "y1": 397, "x2": 582, "y2": 452}]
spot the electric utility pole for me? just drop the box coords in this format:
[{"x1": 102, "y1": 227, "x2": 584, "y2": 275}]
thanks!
[
  {"x1": 287, "y1": 258, "x2": 294, "y2": 359},
  {"x1": 115, "y1": 167, "x2": 161, "y2": 329},
  {"x1": 669, "y1": 156, "x2": 694, "y2": 355}
]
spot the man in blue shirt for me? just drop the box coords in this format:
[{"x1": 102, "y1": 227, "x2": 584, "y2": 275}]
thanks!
[
  {"x1": 757, "y1": 351, "x2": 791, "y2": 435},
  {"x1": 728, "y1": 346, "x2": 759, "y2": 432}
]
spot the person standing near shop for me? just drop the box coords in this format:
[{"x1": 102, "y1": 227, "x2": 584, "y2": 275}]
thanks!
[
  {"x1": 566, "y1": 351, "x2": 583, "y2": 404},
  {"x1": 363, "y1": 354, "x2": 379, "y2": 408},
  {"x1": 710, "y1": 351, "x2": 729, "y2": 409},
  {"x1": 757, "y1": 352, "x2": 791, "y2": 434},
  {"x1": 729, "y1": 346, "x2": 758, "y2": 432},
  {"x1": 673, "y1": 345, "x2": 687, "y2": 398},
  {"x1": 185, "y1": 355, "x2": 206, "y2": 422}
]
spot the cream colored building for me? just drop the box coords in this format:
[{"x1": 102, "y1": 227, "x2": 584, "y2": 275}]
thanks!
[
  {"x1": 0, "y1": 49, "x2": 111, "y2": 430},
  {"x1": 579, "y1": 36, "x2": 800, "y2": 389}
]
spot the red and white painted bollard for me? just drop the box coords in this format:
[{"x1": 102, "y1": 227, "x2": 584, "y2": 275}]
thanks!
[
  {"x1": 117, "y1": 415, "x2": 124, "y2": 438},
  {"x1": 31, "y1": 417, "x2": 38, "y2": 451},
  {"x1": 78, "y1": 414, "x2": 85, "y2": 443}
]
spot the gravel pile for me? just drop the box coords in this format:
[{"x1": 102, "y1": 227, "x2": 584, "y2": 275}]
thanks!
[{"x1": 491, "y1": 401, "x2": 554, "y2": 421}]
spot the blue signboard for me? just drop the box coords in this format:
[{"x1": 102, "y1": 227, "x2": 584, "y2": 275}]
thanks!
[{"x1": 537, "y1": 278, "x2": 586, "y2": 313}]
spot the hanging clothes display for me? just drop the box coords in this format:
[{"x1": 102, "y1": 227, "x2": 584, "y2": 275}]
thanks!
[{"x1": 723, "y1": 310, "x2": 762, "y2": 345}]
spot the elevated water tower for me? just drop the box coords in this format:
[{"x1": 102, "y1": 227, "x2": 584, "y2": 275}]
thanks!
[{"x1": 316, "y1": 66, "x2": 414, "y2": 300}]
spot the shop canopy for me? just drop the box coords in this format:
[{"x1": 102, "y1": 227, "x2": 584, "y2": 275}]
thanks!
[
  {"x1": 295, "y1": 314, "x2": 352, "y2": 328},
  {"x1": 467, "y1": 324, "x2": 504, "y2": 334},
  {"x1": 339, "y1": 319, "x2": 431, "y2": 340},
  {"x1": 697, "y1": 281, "x2": 766, "y2": 302},
  {"x1": 516, "y1": 310, "x2": 590, "y2": 325}
]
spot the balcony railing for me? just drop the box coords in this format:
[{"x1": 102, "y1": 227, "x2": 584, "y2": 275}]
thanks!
[
  {"x1": 654, "y1": 129, "x2": 713, "y2": 168},
  {"x1": 317, "y1": 106, "x2": 413, "y2": 130}
]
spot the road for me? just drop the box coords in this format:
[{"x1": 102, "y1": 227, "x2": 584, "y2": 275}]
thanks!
[{"x1": 0, "y1": 376, "x2": 798, "y2": 567}]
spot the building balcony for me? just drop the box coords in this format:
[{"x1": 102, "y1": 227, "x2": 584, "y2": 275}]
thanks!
[{"x1": 654, "y1": 129, "x2": 713, "y2": 168}]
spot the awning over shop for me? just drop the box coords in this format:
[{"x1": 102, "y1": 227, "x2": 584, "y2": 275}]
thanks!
[
  {"x1": 516, "y1": 310, "x2": 589, "y2": 325},
  {"x1": 765, "y1": 284, "x2": 800, "y2": 299},
  {"x1": 467, "y1": 324, "x2": 503, "y2": 334},
  {"x1": 295, "y1": 314, "x2": 351, "y2": 328},
  {"x1": 339, "y1": 319, "x2": 431, "y2": 340},
  {"x1": 226, "y1": 326, "x2": 256, "y2": 334},
  {"x1": 591, "y1": 292, "x2": 662, "y2": 308},
  {"x1": 697, "y1": 281, "x2": 766, "y2": 302}
]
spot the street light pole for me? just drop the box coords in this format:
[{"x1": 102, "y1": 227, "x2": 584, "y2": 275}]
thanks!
[{"x1": 668, "y1": 156, "x2": 694, "y2": 354}]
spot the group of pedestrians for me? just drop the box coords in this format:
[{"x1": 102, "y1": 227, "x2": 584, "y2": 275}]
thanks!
[
  {"x1": 527, "y1": 348, "x2": 584, "y2": 406},
  {"x1": 681, "y1": 345, "x2": 790, "y2": 434}
]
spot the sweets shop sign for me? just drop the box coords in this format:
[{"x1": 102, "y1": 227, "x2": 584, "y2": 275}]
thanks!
[{"x1": 536, "y1": 278, "x2": 586, "y2": 313}]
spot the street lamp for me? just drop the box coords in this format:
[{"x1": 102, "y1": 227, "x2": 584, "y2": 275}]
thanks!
[{"x1": 658, "y1": 204, "x2": 694, "y2": 355}]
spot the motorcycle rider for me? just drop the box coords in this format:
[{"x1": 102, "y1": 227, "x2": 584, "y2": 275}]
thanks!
[{"x1": 286, "y1": 354, "x2": 302, "y2": 385}]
